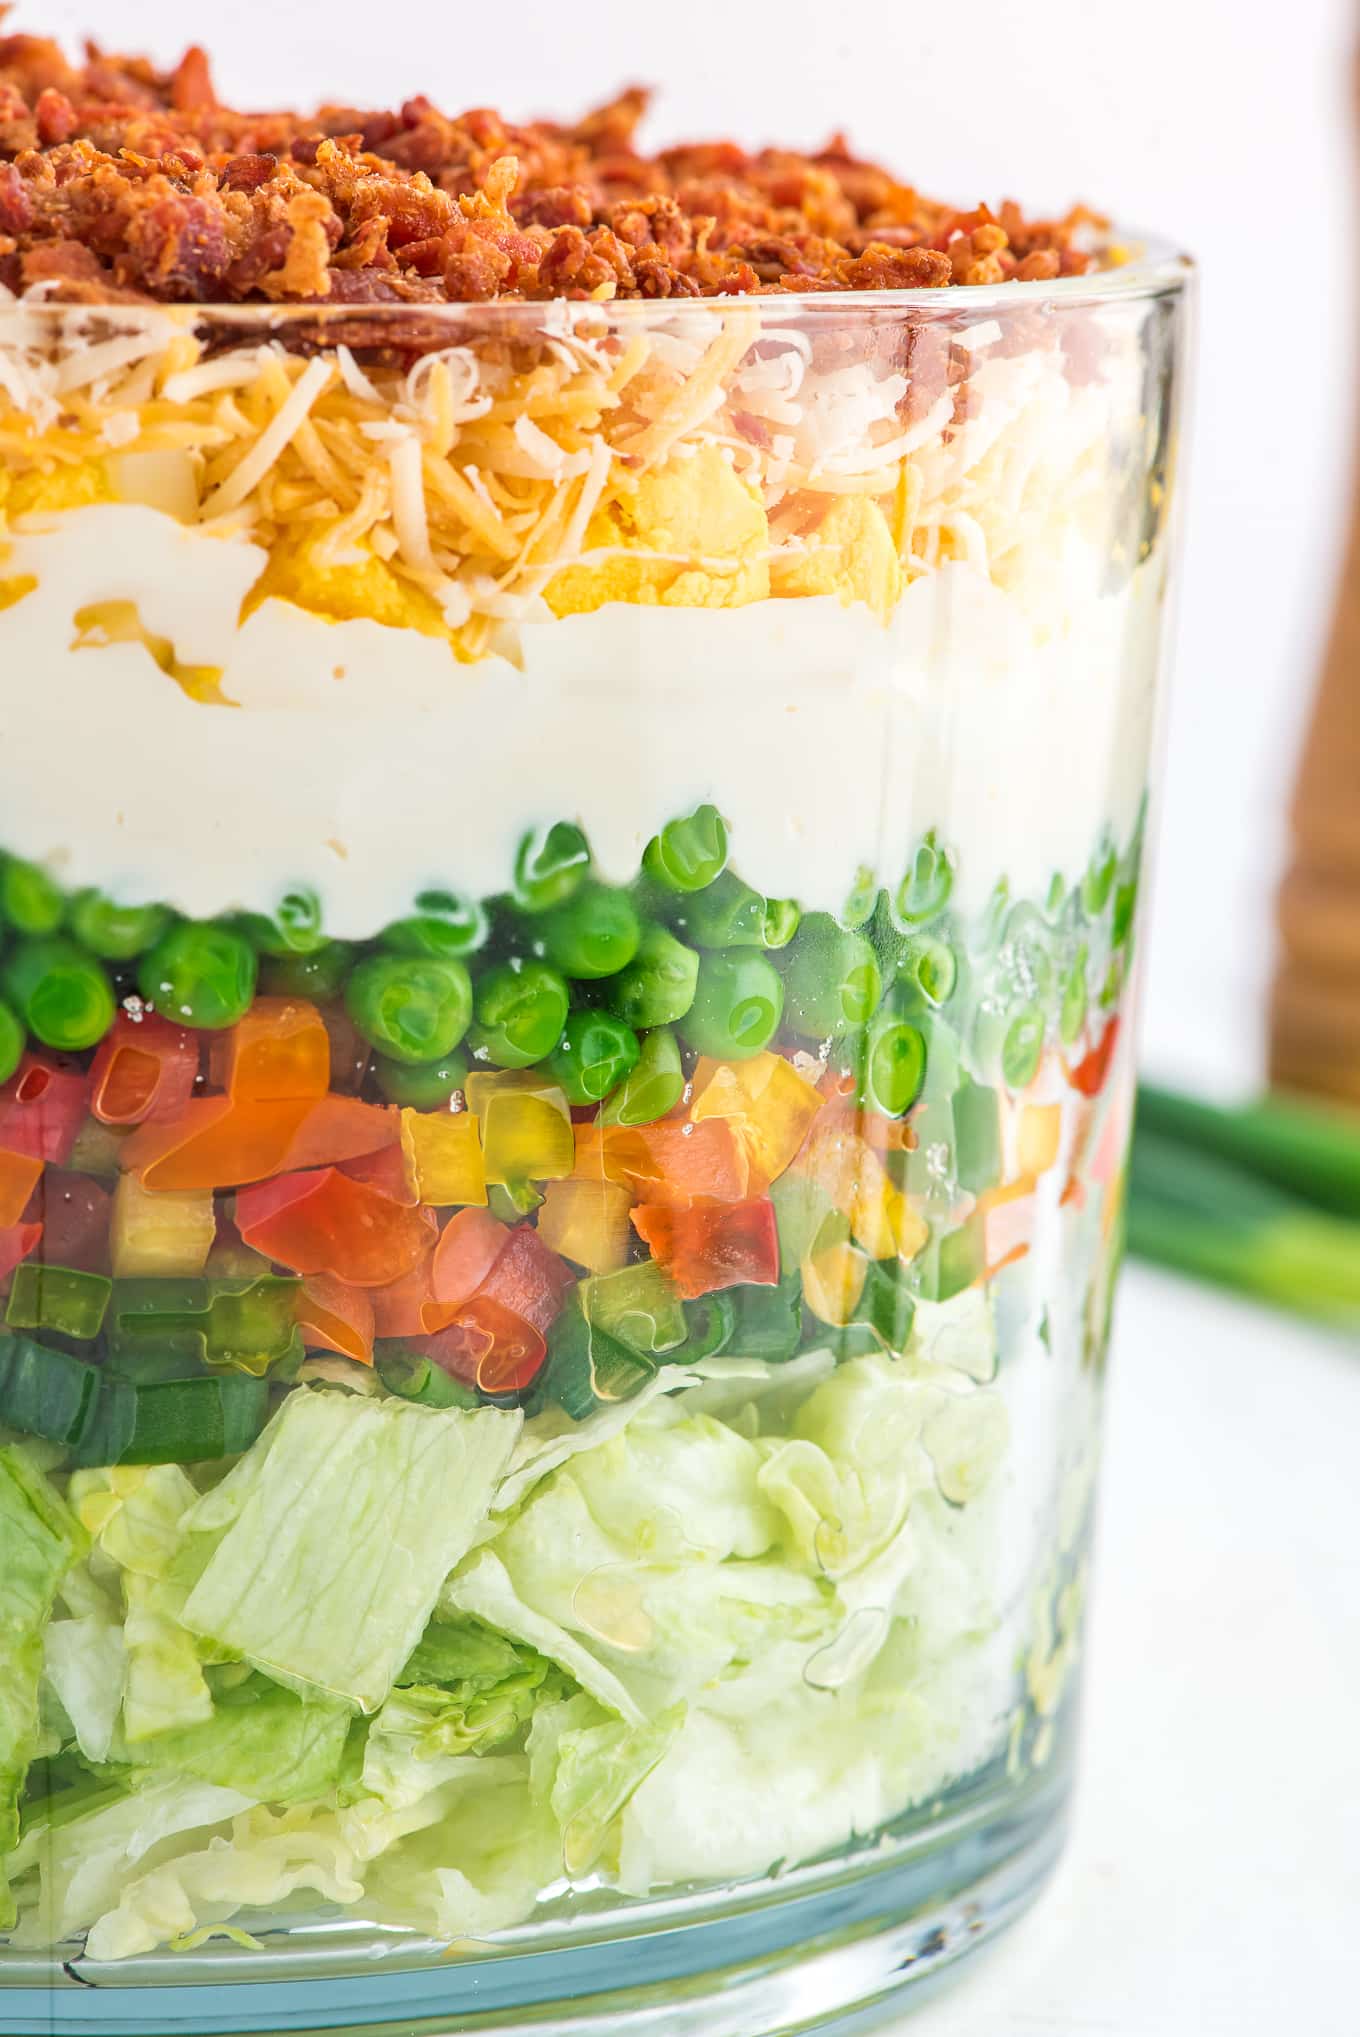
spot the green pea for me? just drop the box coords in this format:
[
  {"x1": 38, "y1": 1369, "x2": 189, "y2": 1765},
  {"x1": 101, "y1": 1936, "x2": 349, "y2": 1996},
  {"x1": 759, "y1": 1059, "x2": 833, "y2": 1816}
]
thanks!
[
  {"x1": 468, "y1": 959, "x2": 570, "y2": 1069},
  {"x1": 238, "y1": 889, "x2": 326, "y2": 957},
  {"x1": 4, "y1": 937, "x2": 115, "y2": 1052},
  {"x1": 977, "y1": 877, "x2": 1011, "y2": 951},
  {"x1": 680, "y1": 950, "x2": 785, "y2": 1060},
  {"x1": 599, "y1": 1026, "x2": 685, "y2": 1126},
  {"x1": 67, "y1": 891, "x2": 173, "y2": 962},
  {"x1": 513, "y1": 822, "x2": 591, "y2": 912},
  {"x1": 896, "y1": 832, "x2": 955, "y2": 928},
  {"x1": 382, "y1": 890, "x2": 487, "y2": 960},
  {"x1": 546, "y1": 1010, "x2": 641, "y2": 1105},
  {"x1": 841, "y1": 866, "x2": 879, "y2": 929},
  {"x1": 643, "y1": 804, "x2": 728, "y2": 894},
  {"x1": 260, "y1": 940, "x2": 356, "y2": 1002},
  {"x1": 606, "y1": 924, "x2": 699, "y2": 1029},
  {"x1": 344, "y1": 954, "x2": 473, "y2": 1065},
  {"x1": 782, "y1": 914, "x2": 882, "y2": 1041},
  {"x1": 0, "y1": 858, "x2": 65, "y2": 936},
  {"x1": 1060, "y1": 948, "x2": 1089, "y2": 1046},
  {"x1": 677, "y1": 871, "x2": 799, "y2": 952},
  {"x1": 138, "y1": 922, "x2": 257, "y2": 1031},
  {"x1": 898, "y1": 932, "x2": 957, "y2": 1008},
  {"x1": 1081, "y1": 833, "x2": 1118, "y2": 919},
  {"x1": 373, "y1": 1052, "x2": 469, "y2": 1109},
  {"x1": 0, "y1": 998, "x2": 24, "y2": 1083},
  {"x1": 857, "y1": 1018, "x2": 927, "y2": 1117},
  {"x1": 539, "y1": 882, "x2": 640, "y2": 980},
  {"x1": 1003, "y1": 903, "x2": 1055, "y2": 1003},
  {"x1": 1002, "y1": 1005, "x2": 1046, "y2": 1090},
  {"x1": 1044, "y1": 871, "x2": 1068, "y2": 921},
  {"x1": 1112, "y1": 876, "x2": 1139, "y2": 948}
]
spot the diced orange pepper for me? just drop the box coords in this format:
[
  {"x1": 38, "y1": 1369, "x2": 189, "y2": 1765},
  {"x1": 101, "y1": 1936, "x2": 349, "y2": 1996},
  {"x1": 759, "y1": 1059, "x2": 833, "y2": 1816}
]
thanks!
[
  {"x1": 466, "y1": 1072, "x2": 574, "y2": 1187},
  {"x1": 124, "y1": 1096, "x2": 397, "y2": 1193},
  {"x1": 801, "y1": 1238, "x2": 869, "y2": 1326},
  {"x1": 297, "y1": 1273, "x2": 376, "y2": 1366},
  {"x1": 573, "y1": 1116, "x2": 747, "y2": 1209},
  {"x1": 371, "y1": 1255, "x2": 444, "y2": 1338},
  {"x1": 976, "y1": 1174, "x2": 1038, "y2": 1274},
  {"x1": 111, "y1": 1170, "x2": 217, "y2": 1278},
  {"x1": 236, "y1": 1168, "x2": 436, "y2": 1286},
  {"x1": 794, "y1": 1113, "x2": 920, "y2": 1262},
  {"x1": 400, "y1": 1108, "x2": 487, "y2": 1207},
  {"x1": 0, "y1": 1147, "x2": 42, "y2": 1228},
  {"x1": 631, "y1": 1197, "x2": 779, "y2": 1300},
  {"x1": 0, "y1": 1222, "x2": 41, "y2": 1283},
  {"x1": 225, "y1": 999, "x2": 331, "y2": 1104},
  {"x1": 690, "y1": 1052, "x2": 823, "y2": 1190},
  {"x1": 537, "y1": 1175, "x2": 634, "y2": 1273},
  {"x1": 92, "y1": 1014, "x2": 199, "y2": 1126}
]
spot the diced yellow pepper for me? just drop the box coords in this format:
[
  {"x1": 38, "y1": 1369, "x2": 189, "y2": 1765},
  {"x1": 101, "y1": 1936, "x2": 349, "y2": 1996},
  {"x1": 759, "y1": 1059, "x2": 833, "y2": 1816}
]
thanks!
[
  {"x1": 801, "y1": 1239, "x2": 869, "y2": 1327},
  {"x1": 690, "y1": 1052, "x2": 823, "y2": 1188},
  {"x1": 537, "y1": 1176, "x2": 634, "y2": 1274},
  {"x1": 112, "y1": 1172, "x2": 216, "y2": 1278},
  {"x1": 399, "y1": 1108, "x2": 487, "y2": 1207},
  {"x1": 466, "y1": 1070, "x2": 575, "y2": 1186},
  {"x1": 1016, "y1": 1102, "x2": 1063, "y2": 1181}
]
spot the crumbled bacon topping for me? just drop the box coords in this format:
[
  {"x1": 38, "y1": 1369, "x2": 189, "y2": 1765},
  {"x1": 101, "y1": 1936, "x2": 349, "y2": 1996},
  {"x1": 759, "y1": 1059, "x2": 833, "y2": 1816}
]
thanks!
[{"x1": 0, "y1": 20, "x2": 1104, "y2": 306}]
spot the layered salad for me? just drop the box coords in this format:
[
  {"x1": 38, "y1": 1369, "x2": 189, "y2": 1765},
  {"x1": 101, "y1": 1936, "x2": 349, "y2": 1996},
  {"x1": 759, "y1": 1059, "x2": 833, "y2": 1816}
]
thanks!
[{"x1": 0, "y1": 24, "x2": 1179, "y2": 1968}]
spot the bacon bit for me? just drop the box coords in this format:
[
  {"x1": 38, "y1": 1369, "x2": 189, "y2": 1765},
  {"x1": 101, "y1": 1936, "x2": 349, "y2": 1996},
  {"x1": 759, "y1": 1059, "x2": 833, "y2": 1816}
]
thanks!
[{"x1": 0, "y1": 31, "x2": 1109, "y2": 305}]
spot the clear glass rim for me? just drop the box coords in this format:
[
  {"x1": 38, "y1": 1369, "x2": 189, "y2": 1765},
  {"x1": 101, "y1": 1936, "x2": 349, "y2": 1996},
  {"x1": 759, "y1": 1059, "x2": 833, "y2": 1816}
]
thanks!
[{"x1": 0, "y1": 235, "x2": 1191, "y2": 335}]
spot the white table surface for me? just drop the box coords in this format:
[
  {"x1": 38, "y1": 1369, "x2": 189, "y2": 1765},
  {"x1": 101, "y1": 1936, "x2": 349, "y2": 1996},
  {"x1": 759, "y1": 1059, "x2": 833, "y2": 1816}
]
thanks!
[{"x1": 880, "y1": 1265, "x2": 1360, "y2": 2036}]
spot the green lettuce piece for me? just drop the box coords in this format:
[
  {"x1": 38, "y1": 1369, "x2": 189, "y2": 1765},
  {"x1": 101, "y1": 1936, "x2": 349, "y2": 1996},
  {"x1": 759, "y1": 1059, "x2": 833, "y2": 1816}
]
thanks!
[
  {"x1": 128, "y1": 1674, "x2": 353, "y2": 1806},
  {"x1": 527, "y1": 1692, "x2": 683, "y2": 1875},
  {"x1": 359, "y1": 1754, "x2": 561, "y2": 1943},
  {"x1": 68, "y1": 1464, "x2": 215, "y2": 1743},
  {"x1": 180, "y1": 1392, "x2": 521, "y2": 1714},
  {"x1": 0, "y1": 1445, "x2": 85, "y2": 1927},
  {"x1": 42, "y1": 1616, "x2": 127, "y2": 1765}
]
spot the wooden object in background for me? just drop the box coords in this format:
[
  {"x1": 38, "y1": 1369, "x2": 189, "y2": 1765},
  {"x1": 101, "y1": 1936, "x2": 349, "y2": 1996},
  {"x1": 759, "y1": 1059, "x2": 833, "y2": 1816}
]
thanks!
[{"x1": 1272, "y1": 475, "x2": 1360, "y2": 1104}]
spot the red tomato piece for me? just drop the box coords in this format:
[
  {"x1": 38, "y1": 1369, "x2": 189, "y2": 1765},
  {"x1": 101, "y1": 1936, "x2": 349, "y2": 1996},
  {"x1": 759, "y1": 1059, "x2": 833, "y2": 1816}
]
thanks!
[
  {"x1": 340, "y1": 1142, "x2": 419, "y2": 1206},
  {"x1": 430, "y1": 1207, "x2": 510, "y2": 1313},
  {"x1": 236, "y1": 1167, "x2": 436, "y2": 1286},
  {"x1": 0, "y1": 1222, "x2": 41, "y2": 1285},
  {"x1": 319, "y1": 1006, "x2": 372, "y2": 1096},
  {"x1": 297, "y1": 1273, "x2": 376, "y2": 1365},
  {"x1": 26, "y1": 1171, "x2": 112, "y2": 1274},
  {"x1": 631, "y1": 1196, "x2": 780, "y2": 1300},
  {"x1": 1067, "y1": 1016, "x2": 1120, "y2": 1098},
  {"x1": 0, "y1": 1056, "x2": 90, "y2": 1164},
  {"x1": 475, "y1": 1223, "x2": 574, "y2": 1336},
  {"x1": 92, "y1": 1014, "x2": 200, "y2": 1127},
  {"x1": 417, "y1": 1301, "x2": 547, "y2": 1396},
  {"x1": 371, "y1": 1255, "x2": 445, "y2": 1339}
]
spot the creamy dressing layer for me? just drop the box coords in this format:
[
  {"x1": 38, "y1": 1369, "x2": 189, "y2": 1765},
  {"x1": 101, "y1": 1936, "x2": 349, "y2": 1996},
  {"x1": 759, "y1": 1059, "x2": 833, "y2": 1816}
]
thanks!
[{"x1": 0, "y1": 504, "x2": 1163, "y2": 933}]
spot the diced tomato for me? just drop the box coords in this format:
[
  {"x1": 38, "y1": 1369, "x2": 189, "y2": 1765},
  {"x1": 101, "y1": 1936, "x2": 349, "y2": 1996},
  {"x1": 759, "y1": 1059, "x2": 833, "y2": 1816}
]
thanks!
[
  {"x1": 340, "y1": 1141, "x2": 419, "y2": 1205},
  {"x1": 371, "y1": 1255, "x2": 444, "y2": 1339},
  {"x1": 474, "y1": 1223, "x2": 574, "y2": 1335},
  {"x1": 430, "y1": 1207, "x2": 510, "y2": 1312},
  {"x1": 26, "y1": 1170, "x2": 112, "y2": 1274},
  {"x1": 631, "y1": 1196, "x2": 780, "y2": 1300},
  {"x1": 0, "y1": 1056, "x2": 90, "y2": 1164},
  {"x1": 92, "y1": 1014, "x2": 200, "y2": 1127},
  {"x1": 1067, "y1": 1017, "x2": 1120, "y2": 1098},
  {"x1": 416, "y1": 1300, "x2": 547, "y2": 1396},
  {"x1": 319, "y1": 1006, "x2": 372, "y2": 1096},
  {"x1": 236, "y1": 1167, "x2": 436, "y2": 1286}
]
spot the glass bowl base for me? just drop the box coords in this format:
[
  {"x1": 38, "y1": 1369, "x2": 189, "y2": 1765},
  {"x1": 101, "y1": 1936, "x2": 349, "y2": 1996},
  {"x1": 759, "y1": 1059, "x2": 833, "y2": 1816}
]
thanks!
[{"x1": 0, "y1": 1755, "x2": 1070, "y2": 2037}]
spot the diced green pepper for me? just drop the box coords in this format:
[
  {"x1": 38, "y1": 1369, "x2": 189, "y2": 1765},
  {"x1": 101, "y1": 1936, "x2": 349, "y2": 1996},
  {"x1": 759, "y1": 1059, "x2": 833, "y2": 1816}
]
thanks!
[
  {"x1": 724, "y1": 1277, "x2": 802, "y2": 1362},
  {"x1": 108, "y1": 1277, "x2": 302, "y2": 1376},
  {"x1": 952, "y1": 1079, "x2": 1003, "y2": 1195},
  {"x1": 6, "y1": 1264, "x2": 111, "y2": 1342},
  {"x1": 376, "y1": 1348, "x2": 480, "y2": 1410},
  {"x1": 583, "y1": 1260, "x2": 687, "y2": 1356}
]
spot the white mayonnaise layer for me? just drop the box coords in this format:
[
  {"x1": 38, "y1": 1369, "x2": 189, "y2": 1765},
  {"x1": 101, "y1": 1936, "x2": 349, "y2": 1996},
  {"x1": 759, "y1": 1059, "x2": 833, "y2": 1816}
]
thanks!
[{"x1": 0, "y1": 504, "x2": 1164, "y2": 933}]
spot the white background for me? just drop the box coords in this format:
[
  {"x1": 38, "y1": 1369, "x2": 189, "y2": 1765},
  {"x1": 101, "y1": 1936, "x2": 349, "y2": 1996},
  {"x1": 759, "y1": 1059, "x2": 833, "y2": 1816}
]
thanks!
[
  {"x1": 24, "y1": 0, "x2": 1358, "y2": 1096},
  {"x1": 13, "y1": 7, "x2": 1360, "y2": 2033}
]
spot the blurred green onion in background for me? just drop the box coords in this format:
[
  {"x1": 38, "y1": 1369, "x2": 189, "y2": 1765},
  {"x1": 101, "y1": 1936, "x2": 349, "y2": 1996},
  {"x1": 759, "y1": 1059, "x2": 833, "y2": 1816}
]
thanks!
[{"x1": 1128, "y1": 1084, "x2": 1360, "y2": 1330}]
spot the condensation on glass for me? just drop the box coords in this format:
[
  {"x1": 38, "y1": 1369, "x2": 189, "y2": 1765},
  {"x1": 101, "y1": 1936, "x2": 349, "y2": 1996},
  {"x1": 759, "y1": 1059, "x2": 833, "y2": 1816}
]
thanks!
[{"x1": 0, "y1": 256, "x2": 1189, "y2": 2037}]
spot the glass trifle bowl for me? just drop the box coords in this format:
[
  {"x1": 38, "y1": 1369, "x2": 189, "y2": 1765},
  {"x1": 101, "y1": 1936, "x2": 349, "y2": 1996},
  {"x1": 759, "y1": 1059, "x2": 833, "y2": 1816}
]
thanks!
[{"x1": 0, "y1": 254, "x2": 1188, "y2": 2032}]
